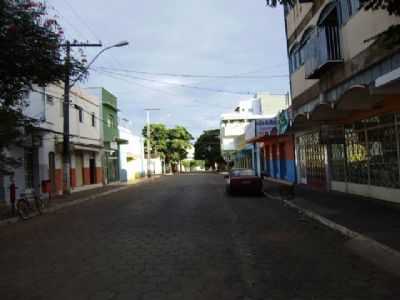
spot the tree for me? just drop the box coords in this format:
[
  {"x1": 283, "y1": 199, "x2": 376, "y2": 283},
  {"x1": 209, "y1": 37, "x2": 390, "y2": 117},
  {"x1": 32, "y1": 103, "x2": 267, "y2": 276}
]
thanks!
[
  {"x1": 166, "y1": 126, "x2": 193, "y2": 169},
  {"x1": 142, "y1": 123, "x2": 168, "y2": 158},
  {"x1": 194, "y1": 129, "x2": 225, "y2": 170},
  {"x1": 266, "y1": 0, "x2": 400, "y2": 46},
  {"x1": 142, "y1": 124, "x2": 193, "y2": 171},
  {"x1": 0, "y1": 0, "x2": 86, "y2": 174}
]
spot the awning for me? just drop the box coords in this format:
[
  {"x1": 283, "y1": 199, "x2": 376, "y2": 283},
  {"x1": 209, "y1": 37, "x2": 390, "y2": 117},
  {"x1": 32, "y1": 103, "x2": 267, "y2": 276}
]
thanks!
[
  {"x1": 375, "y1": 66, "x2": 400, "y2": 94},
  {"x1": 115, "y1": 137, "x2": 129, "y2": 145},
  {"x1": 73, "y1": 144, "x2": 102, "y2": 152},
  {"x1": 335, "y1": 84, "x2": 382, "y2": 111}
]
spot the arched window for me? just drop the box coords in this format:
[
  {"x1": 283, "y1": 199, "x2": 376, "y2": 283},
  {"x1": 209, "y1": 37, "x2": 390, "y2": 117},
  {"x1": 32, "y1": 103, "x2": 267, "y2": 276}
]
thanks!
[
  {"x1": 289, "y1": 43, "x2": 300, "y2": 73},
  {"x1": 338, "y1": 0, "x2": 360, "y2": 24},
  {"x1": 299, "y1": 27, "x2": 314, "y2": 66}
]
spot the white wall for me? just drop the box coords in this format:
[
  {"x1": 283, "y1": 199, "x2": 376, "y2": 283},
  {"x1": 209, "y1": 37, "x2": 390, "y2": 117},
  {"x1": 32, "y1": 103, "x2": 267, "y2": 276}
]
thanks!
[
  {"x1": 257, "y1": 93, "x2": 288, "y2": 116},
  {"x1": 119, "y1": 125, "x2": 145, "y2": 181}
]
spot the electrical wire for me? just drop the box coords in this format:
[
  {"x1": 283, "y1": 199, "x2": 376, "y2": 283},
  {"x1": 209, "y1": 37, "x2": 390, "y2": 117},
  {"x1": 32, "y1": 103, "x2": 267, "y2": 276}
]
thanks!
[
  {"x1": 95, "y1": 66, "x2": 289, "y2": 80},
  {"x1": 93, "y1": 68, "x2": 255, "y2": 96}
]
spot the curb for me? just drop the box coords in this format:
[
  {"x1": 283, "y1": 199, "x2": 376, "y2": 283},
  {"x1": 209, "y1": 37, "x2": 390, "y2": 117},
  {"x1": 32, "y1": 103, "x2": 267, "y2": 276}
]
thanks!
[
  {"x1": 0, "y1": 176, "x2": 160, "y2": 228},
  {"x1": 264, "y1": 191, "x2": 400, "y2": 277}
]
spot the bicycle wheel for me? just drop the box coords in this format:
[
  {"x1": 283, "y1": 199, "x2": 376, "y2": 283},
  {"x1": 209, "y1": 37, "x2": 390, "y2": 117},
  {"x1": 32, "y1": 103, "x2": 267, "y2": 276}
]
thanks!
[
  {"x1": 16, "y1": 199, "x2": 31, "y2": 220},
  {"x1": 35, "y1": 196, "x2": 45, "y2": 215}
]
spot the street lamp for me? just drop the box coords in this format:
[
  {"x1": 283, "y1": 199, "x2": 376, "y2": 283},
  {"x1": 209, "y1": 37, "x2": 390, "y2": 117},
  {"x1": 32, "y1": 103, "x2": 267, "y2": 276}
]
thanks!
[
  {"x1": 144, "y1": 108, "x2": 160, "y2": 178},
  {"x1": 62, "y1": 40, "x2": 129, "y2": 194},
  {"x1": 70, "y1": 41, "x2": 130, "y2": 88}
]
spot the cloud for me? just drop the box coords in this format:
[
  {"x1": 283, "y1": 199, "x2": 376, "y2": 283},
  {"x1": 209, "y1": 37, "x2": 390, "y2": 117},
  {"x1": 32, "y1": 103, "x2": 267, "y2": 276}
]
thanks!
[{"x1": 51, "y1": 0, "x2": 289, "y2": 138}]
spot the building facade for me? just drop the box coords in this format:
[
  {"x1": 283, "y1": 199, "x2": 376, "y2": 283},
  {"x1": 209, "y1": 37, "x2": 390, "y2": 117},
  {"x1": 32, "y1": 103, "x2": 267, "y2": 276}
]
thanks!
[
  {"x1": 1, "y1": 84, "x2": 103, "y2": 204},
  {"x1": 87, "y1": 88, "x2": 123, "y2": 184},
  {"x1": 285, "y1": 0, "x2": 400, "y2": 202},
  {"x1": 220, "y1": 94, "x2": 288, "y2": 174},
  {"x1": 118, "y1": 122, "x2": 146, "y2": 182}
]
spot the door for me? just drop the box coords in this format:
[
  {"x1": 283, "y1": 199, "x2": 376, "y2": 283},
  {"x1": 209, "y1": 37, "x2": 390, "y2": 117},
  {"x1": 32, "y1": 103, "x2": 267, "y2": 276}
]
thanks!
[
  {"x1": 75, "y1": 153, "x2": 84, "y2": 187},
  {"x1": 89, "y1": 158, "x2": 96, "y2": 184},
  {"x1": 279, "y1": 143, "x2": 287, "y2": 180},
  {"x1": 48, "y1": 152, "x2": 56, "y2": 193},
  {"x1": 296, "y1": 136, "x2": 308, "y2": 184}
]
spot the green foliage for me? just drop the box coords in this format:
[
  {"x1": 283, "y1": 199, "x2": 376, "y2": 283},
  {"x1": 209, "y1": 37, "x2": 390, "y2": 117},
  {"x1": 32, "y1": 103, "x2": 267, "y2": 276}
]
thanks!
[
  {"x1": 182, "y1": 160, "x2": 205, "y2": 171},
  {"x1": 194, "y1": 129, "x2": 225, "y2": 170},
  {"x1": 265, "y1": 0, "x2": 295, "y2": 7},
  {"x1": 142, "y1": 124, "x2": 193, "y2": 164},
  {"x1": 360, "y1": 0, "x2": 400, "y2": 15},
  {"x1": 142, "y1": 123, "x2": 168, "y2": 157},
  {"x1": 0, "y1": 0, "x2": 87, "y2": 174}
]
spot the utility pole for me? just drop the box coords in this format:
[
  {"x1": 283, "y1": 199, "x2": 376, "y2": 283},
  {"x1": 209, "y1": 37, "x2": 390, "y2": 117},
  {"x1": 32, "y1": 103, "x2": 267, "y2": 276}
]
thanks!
[
  {"x1": 62, "y1": 41, "x2": 103, "y2": 194},
  {"x1": 144, "y1": 108, "x2": 160, "y2": 178}
]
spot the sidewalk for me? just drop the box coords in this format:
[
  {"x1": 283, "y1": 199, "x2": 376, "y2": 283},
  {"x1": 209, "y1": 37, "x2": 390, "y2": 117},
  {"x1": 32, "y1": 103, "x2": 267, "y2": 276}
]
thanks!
[
  {"x1": 264, "y1": 182, "x2": 400, "y2": 252},
  {"x1": 0, "y1": 176, "x2": 159, "y2": 225},
  {"x1": 263, "y1": 182, "x2": 400, "y2": 276}
]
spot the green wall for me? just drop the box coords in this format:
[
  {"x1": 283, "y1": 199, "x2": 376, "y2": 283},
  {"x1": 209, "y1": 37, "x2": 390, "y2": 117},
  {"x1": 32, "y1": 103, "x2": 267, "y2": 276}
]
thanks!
[{"x1": 101, "y1": 88, "x2": 119, "y2": 145}]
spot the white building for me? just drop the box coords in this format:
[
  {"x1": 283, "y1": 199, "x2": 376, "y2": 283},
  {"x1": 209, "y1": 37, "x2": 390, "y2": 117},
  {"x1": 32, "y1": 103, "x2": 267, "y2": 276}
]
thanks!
[
  {"x1": 220, "y1": 94, "x2": 288, "y2": 174},
  {"x1": 1, "y1": 84, "x2": 103, "y2": 204},
  {"x1": 118, "y1": 122, "x2": 146, "y2": 182}
]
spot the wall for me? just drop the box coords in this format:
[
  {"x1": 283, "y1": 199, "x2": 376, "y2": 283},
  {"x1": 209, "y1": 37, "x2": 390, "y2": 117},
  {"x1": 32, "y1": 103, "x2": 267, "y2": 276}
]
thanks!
[
  {"x1": 119, "y1": 125, "x2": 145, "y2": 181},
  {"x1": 101, "y1": 88, "x2": 119, "y2": 144},
  {"x1": 288, "y1": 2, "x2": 400, "y2": 111},
  {"x1": 258, "y1": 93, "x2": 288, "y2": 116},
  {"x1": 341, "y1": 8, "x2": 400, "y2": 61},
  {"x1": 286, "y1": 1, "x2": 314, "y2": 39},
  {"x1": 263, "y1": 135, "x2": 296, "y2": 182}
]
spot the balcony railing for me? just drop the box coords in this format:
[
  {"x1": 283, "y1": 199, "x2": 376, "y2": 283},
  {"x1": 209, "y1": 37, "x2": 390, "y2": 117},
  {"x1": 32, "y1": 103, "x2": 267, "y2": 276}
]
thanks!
[{"x1": 305, "y1": 25, "x2": 343, "y2": 79}]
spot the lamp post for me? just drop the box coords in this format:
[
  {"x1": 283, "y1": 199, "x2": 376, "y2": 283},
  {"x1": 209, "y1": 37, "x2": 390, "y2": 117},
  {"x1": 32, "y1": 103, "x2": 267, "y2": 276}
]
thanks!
[
  {"x1": 62, "y1": 41, "x2": 129, "y2": 194},
  {"x1": 144, "y1": 108, "x2": 160, "y2": 178}
]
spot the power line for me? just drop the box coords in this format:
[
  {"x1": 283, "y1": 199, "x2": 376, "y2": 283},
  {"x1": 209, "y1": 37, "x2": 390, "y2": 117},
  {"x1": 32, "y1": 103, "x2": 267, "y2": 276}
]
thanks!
[
  {"x1": 94, "y1": 68, "x2": 255, "y2": 95},
  {"x1": 95, "y1": 66, "x2": 289, "y2": 80}
]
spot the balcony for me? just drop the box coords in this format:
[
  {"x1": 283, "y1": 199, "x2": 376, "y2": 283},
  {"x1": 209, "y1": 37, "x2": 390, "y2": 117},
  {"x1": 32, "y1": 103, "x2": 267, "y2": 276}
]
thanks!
[{"x1": 305, "y1": 25, "x2": 343, "y2": 79}]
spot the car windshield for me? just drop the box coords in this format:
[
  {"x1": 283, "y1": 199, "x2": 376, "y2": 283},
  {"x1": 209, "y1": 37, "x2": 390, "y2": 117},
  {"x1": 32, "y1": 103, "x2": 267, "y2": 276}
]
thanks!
[{"x1": 231, "y1": 169, "x2": 255, "y2": 177}]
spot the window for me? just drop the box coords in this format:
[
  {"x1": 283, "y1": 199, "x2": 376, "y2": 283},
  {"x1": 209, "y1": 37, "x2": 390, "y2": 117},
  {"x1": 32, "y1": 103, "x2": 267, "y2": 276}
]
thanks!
[
  {"x1": 339, "y1": 0, "x2": 360, "y2": 24},
  {"x1": 91, "y1": 113, "x2": 96, "y2": 127},
  {"x1": 78, "y1": 108, "x2": 83, "y2": 123},
  {"x1": 289, "y1": 44, "x2": 302, "y2": 73},
  {"x1": 24, "y1": 148, "x2": 34, "y2": 189},
  {"x1": 46, "y1": 95, "x2": 54, "y2": 104},
  {"x1": 60, "y1": 101, "x2": 64, "y2": 117},
  {"x1": 299, "y1": 27, "x2": 314, "y2": 66},
  {"x1": 107, "y1": 114, "x2": 114, "y2": 128}
]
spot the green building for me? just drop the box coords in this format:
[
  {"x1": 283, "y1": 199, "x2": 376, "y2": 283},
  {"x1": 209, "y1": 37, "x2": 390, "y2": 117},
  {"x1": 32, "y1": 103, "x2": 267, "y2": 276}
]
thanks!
[{"x1": 86, "y1": 87, "x2": 125, "y2": 183}]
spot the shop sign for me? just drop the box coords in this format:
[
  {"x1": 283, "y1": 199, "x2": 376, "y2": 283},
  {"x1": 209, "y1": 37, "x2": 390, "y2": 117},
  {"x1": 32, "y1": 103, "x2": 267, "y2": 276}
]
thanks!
[
  {"x1": 319, "y1": 125, "x2": 345, "y2": 144},
  {"x1": 255, "y1": 118, "x2": 276, "y2": 136},
  {"x1": 277, "y1": 110, "x2": 289, "y2": 135}
]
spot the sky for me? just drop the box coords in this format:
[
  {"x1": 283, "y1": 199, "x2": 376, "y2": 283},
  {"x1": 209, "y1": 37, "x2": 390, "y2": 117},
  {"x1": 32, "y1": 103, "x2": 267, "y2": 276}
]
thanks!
[{"x1": 47, "y1": 0, "x2": 289, "y2": 138}]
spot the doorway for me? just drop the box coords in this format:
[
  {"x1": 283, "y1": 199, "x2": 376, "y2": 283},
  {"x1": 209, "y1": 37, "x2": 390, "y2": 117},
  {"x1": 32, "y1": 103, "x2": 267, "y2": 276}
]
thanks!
[
  {"x1": 48, "y1": 152, "x2": 56, "y2": 193},
  {"x1": 89, "y1": 157, "x2": 96, "y2": 184},
  {"x1": 75, "y1": 153, "x2": 84, "y2": 187}
]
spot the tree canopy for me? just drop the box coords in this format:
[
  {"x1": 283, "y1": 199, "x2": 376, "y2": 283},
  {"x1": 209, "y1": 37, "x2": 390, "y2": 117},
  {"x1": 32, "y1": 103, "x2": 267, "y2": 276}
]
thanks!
[
  {"x1": 194, "y1": 129, "x2": 225, "y2": 170},
  {"x1": 142, "y1": 124, "x2": 193, "y2": 165},
  {"x1": 0, "y1": 0, "x2": 86, "y2": 174}
]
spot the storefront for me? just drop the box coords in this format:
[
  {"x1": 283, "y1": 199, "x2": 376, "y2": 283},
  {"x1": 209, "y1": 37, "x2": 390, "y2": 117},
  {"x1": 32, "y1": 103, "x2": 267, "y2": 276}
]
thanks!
[
  {"x1": 295, "y1": 131, "x2": 327, "y2": 190},
  {"x1": 329, "y1": 112, "x2": 400, "y2": 203}
]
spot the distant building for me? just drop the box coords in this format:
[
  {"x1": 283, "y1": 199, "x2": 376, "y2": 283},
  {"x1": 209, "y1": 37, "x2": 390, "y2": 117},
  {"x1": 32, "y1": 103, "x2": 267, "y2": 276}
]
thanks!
[
  {"x1": 118, "y1": 122, "x2": 146, "y2": 182},
  {"x1": 220, "y1": 94, "x2": 288, "y2": 175}
]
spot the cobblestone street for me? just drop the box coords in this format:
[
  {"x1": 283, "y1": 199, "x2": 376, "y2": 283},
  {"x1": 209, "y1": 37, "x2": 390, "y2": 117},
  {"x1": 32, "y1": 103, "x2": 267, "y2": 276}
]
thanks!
[{"x1": 1, "y1": 174, "x2": 400, "y2": 300}]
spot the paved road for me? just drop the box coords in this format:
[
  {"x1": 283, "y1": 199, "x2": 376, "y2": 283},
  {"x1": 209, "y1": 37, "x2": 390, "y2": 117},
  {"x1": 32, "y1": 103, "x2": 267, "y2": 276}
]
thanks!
[{"x1": 1, "y1": 174, "x2": 399, "y2": 300}]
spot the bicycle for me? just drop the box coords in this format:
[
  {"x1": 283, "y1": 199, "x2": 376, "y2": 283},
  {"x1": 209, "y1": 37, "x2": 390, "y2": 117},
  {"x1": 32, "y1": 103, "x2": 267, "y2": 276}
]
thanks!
[{"x1": 16, "y1": 192, "x2": 46, "y2": 220}]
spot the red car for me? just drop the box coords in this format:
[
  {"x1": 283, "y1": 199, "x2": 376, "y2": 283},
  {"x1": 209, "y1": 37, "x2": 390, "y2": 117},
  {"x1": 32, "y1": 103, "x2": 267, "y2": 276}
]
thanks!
[{"x1": 225, "y1": 169, "x2": 262, "y2": 195}]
